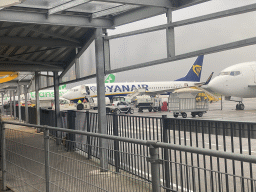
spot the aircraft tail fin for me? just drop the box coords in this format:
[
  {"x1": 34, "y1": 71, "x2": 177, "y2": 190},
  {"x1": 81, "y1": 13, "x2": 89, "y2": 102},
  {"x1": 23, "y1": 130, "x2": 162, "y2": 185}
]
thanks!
[
  {"x1": 105, "y1": 73, "x2": 116, "y2": 83},
  {"x1": 175, "y1": 55, "x2": 204, "y2": 82},
  {"x1": 204, "y1": 72, "x2": 214, "y2": 85}
]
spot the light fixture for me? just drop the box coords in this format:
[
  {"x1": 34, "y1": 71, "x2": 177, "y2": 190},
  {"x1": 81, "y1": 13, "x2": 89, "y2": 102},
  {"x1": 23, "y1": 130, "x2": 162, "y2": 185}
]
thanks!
[{"x1": 0, "y1": 0, "x2": 26, "y2": 8}]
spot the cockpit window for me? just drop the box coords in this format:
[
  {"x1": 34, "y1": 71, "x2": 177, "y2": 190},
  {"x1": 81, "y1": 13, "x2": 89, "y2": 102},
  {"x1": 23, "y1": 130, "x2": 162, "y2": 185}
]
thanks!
[
  {"x1": 230, "y1": 71, "x2": 240, "y2": 76},
  {"x1": 219, "y1": 71, "x2": 241, "y2": 76}
]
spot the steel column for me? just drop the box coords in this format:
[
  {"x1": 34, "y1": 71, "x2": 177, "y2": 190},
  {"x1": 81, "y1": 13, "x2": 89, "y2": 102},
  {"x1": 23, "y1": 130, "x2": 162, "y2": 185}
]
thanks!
[
  {"x1": 9, "y1": 91, "x2": 12, "y2": 118},
  {"x1": 104, "y1": 31, "x2": 111, "y2": 72},
  {"x1": 44, "y1": 129, "x2": 50, "y2": 192},
  {"x1": 24, "y1": 85, "x2": 29, "y2": 123},
  {"x1": 54, "y1": 72, "x2": 61, "y2": 144},
  {"x1": 17, "y1": 85, "x2": 21, "y2": 122},
  {"x1": 166, "y1": 9, "x2": 175, "y2": 58},
  {"x1": 149, "y1": 145, "x2": 161, "y2": 192},
  {"x1": 1, "y1": 93, "x2": 4, "y2": 115},
  {"x1": 13, "y1": 90, "x2": 16, "y2": 119},
  {"x1": 75, "y1": 48, "x2": 81, "y2": 79},
  {"x1": 95, "y1": 28, "x2": 108, "y2": 171},
  {"x1": 35, "y1": 72, "x2": 40, "y2": 132},
  {"x1": 1, "y1": 121, "x2": 6, "y2": 191}
]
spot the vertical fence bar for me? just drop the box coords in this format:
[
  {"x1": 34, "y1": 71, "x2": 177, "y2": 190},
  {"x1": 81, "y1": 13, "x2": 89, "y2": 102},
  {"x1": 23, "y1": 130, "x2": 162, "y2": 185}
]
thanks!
[
  {"x1": 162, "y1": 115, "x2": 170, "y2": 192},
  {"x1": 149, "y1": 145, "x2": 161, "y2": 192},
  {"x1": 113, "y1": 114, "x2": 120, "y2": 172},
  {"x1": 86, "y1": 111, "x2": 91, "y2": 159},
  {"x1": 44, "y1": 128, "x2": 50, "y2": 192},
  {"x1": 1, "y1": 121, "x2": 6, "y2": 191}
]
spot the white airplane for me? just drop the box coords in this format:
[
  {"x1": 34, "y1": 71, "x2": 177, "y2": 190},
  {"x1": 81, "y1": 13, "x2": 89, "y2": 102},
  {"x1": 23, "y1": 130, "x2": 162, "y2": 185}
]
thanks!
[
  {"x1": 62, "y1": 55, "x2": 205, "y2": 103},
  {"x1": 206, "y1": 61, "x2": 256, "y2": 110}
]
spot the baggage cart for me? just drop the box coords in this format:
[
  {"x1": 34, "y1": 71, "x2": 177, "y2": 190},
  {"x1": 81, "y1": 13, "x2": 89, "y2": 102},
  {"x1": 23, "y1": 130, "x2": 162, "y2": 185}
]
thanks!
[{"x1": 168, "y1": 89, "x2": 209, "y2": 118}]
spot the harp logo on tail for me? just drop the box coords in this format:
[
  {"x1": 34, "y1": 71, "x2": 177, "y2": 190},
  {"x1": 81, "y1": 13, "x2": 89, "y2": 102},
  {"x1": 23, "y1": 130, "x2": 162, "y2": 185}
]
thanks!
[{"x1": 193, "y1": 65, "x2": 202, "y2": 77}]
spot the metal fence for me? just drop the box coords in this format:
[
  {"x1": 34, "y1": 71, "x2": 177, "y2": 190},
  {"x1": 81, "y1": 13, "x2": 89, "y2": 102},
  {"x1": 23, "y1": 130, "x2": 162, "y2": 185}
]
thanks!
[
  {"x1": 2, "y1": 119, "x2": 256, "y2": 192},
  {"x1": 6, "y1": 108, "x2": 256, "y2": 191}
]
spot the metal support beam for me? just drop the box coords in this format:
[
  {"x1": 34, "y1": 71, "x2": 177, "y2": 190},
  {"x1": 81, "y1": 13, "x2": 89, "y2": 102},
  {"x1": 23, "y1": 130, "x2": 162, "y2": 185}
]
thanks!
[
  {"x1": 13, "y1": 90, "x2": 16, "y2": 120},
  {"x1": 24, "y1": 85, "x2": 28, "y2": 123},
  {"x1": 0, "y1": 10, "x2": 113, "y2": 28},
  {"x1": 0, "y1": 36, "x2": 80, "y2": 47},
  {"x1": 60, "y1": 30, "x2": 96, "y2": 78},
  {"x1": 95, "y1": 28, "x2": 108, "y2": 171},
  {"x1": 93, "y1": 0, "x2": 173, "y2": 8},
  {"x1": 48, "y1": 0, "x2": 91, "y2": 15},
  {"x1": 114, "y1": 7, "x2": 166, "y2": 26},
  {"x1": 75, "y1": 48, "x2": 81, "y2": 79},
  {"x1": 1, "y1": 93, "x2": 4, "y2": 116},
  {"x1": 0, "y1": 63, "x2": 63, "y2": 72},
  {"x1": 107, "y1": 35, "x2": 256, "y2": 74},
  {"x1": 17, "y1": 85, "x2": 21, "y2": 122},
  {"x1": 166, "y1": 9, "x2": 175, "y2": 58},
  {"x1": 54, "y1": 72, "x2": 61, "y2": 145},
  {"x1": 9, "y1": 91, "x2": 12, "y2": 118},
  {"x1": 35, "y1": 72, "x2": 40, "y2": 130},
  {"x1": 104, "y1": 32, "x2": 111, "y2": 72}
]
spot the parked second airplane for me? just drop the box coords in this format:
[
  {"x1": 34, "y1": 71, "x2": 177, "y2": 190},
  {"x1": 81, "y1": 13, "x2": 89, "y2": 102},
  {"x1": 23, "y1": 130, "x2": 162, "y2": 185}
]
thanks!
[
  {"x1": 62, "y1": 55, "x2": 205, "y2": 103},
  {"x1": 206, "y1": 61, "x2": 256, "y2": 110}
]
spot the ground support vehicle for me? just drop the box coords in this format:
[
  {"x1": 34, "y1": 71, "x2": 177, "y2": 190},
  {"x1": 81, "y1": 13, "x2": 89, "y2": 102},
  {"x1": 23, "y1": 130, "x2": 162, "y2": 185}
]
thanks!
[
  {"x1": 168, "y1": 90, "x2": 209, "y2": 118},
  {"x1": 106, "y1": 101, "x2": 134, "y2": 114},
  {"x1": 136, "y1": 96, "x2": 161, "y2": 112}
]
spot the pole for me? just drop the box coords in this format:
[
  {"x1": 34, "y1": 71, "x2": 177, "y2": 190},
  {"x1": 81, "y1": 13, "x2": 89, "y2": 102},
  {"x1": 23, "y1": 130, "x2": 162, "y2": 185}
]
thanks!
[
  {"x1": 149, "y1": 145, "x2": 161, "y2": 192},
  {"x1": 13, "y1": 90, "x2": 16, "y2": 119},
  {"x1": 18, "y1": 85, "x2": 21, "y2": 122},
  {"x1": 24, "y1": 85, "x2": 29, "y2": 123},
  {"x1": 1, "y1": 121, "x2": 6, "y2": 191},
  {"x1": 44, "y1": 129, "x2": 50, "y2": 192},
  {"x1": 35, "y1": 72, "x2": 40, "y2": 132},
  {"x1": 95, "y1": 28, "x2": 108, "y2": 171}
]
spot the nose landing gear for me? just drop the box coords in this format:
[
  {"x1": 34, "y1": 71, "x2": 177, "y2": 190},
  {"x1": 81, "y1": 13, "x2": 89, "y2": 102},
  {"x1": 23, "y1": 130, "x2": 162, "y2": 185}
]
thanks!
[{"x1": 236, "y1": 102, "x2": 244, "y2": 110}]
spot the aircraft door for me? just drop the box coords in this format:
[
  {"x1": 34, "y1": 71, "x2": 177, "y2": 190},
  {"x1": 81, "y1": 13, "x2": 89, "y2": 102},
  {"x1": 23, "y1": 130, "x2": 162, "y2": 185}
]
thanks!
[
  {"x1": 250, "y1": 65, "x2": 256, "y2": 83},
  {"x1": 80, "y1": 85, "x2": 90, "y2": 95}
]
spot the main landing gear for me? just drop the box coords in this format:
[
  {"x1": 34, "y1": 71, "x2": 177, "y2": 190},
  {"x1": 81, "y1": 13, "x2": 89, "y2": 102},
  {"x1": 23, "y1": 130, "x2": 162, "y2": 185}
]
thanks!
[{"x1": 236, "y1": 102, "x2": 244, "y2": 110}]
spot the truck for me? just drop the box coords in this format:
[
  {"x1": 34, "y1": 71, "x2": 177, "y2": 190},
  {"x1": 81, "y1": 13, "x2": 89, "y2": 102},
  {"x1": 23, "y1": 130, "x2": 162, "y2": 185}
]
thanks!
[{"x1": 135, "y1": 95, "x2": 162, "y2": 112}]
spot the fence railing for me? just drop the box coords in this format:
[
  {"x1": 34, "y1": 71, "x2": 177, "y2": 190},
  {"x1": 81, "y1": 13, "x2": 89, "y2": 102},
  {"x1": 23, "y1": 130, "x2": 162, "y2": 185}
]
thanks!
[{"x1": 3, "y1": 109, "x2": 256, "y2": 191}]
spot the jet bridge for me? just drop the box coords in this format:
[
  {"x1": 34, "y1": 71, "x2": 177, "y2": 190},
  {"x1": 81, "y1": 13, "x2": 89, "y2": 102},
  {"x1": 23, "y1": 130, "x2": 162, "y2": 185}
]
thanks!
[{"x1": 1, "y1": 0, "x2": 256, "y2": 172}]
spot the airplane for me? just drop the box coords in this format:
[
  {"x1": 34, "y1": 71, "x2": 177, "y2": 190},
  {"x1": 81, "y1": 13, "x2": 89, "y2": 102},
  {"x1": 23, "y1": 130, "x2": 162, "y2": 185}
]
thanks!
[
  {"x1": 62, "y1": 55, "x2": 205, "y2": 103},
  {"x1": 205, "y1": 61, "x2": 256, "y2": 110}
]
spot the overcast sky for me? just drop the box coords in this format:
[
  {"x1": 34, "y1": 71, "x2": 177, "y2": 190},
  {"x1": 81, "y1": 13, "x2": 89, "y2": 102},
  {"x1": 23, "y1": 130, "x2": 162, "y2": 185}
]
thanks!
[{"x1": 68, "y1": 0, "x2": 256, "y2": 87}]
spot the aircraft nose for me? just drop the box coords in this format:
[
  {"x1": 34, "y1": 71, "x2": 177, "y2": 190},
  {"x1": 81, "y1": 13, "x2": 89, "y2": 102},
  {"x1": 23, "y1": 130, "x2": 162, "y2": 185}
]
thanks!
[{"x1": 207, "y1": 76, "x2": 225, "y2": 93}]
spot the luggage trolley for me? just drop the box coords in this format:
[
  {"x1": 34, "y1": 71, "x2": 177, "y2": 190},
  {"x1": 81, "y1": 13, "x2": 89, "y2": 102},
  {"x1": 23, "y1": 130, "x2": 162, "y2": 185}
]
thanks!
[{"x1": 168, "y1": 89, "x2": 209, "y2": 118}]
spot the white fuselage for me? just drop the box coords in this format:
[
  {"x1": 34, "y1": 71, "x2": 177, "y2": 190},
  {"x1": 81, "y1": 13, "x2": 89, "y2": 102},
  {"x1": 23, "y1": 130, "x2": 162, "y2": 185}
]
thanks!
[
  {"x1": 62, "y1": 81, "x2": 198, "y2": 102},
  {"x1": 207, "y1": 62, "x2": 256, "y2": 98}
]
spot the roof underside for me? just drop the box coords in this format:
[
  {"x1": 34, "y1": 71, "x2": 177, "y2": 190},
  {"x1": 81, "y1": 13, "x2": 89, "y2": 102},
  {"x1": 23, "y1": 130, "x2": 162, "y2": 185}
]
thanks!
[{"x1": 0, "y1": 0, "x2": 209, "y2": 90}]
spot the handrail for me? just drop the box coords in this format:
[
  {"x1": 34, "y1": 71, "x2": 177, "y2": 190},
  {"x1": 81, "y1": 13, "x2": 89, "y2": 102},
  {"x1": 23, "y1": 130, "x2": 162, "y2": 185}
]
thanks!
[{"x1": 3, "y1": 120, "x2": 256, "y2": 164}]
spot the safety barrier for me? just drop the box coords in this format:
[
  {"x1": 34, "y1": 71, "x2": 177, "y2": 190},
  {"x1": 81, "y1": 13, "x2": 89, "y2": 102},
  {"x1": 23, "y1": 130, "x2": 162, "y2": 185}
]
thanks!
[{"x1": 2, "y1": 111, "x2": 256, "y2": 191}]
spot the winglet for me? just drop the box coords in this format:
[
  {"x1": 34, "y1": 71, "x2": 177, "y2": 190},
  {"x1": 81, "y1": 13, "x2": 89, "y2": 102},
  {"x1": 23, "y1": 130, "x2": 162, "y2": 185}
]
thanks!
[
  {"x1": 204, "y1": 72, "x2": 214, "y2": 85},
  {"x1": 175, "y1": 55, "x2": 204, "y2": 82}
]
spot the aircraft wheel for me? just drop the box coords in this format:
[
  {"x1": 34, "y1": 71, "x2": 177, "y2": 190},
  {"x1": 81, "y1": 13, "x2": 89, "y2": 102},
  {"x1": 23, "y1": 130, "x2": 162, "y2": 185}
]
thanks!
[
  {"x1": 182, "y1": 113, "x2": 187, "y2": 118},
  {"x1": 236, "y1": 104, "x2": 239, "y2": 110},
  {"x1": 174, "y1": 115, "x2": 178, "y2": 118},
  {"x1": 130, "y1": 109, "x2": 134, "y2": 114},
  {"x1": 148, "y1": 108, "x2": 152, "y2": 112},
  {"x1": 198, "y1": 112, "x2": 203, "y2": 117},
  {"x1": 239, "y1": 104, "x2": 245, "y2": 110}
]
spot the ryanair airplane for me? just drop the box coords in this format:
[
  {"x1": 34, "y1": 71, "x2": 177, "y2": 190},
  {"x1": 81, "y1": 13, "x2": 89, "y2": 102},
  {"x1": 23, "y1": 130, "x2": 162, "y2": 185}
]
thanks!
[{"x1": 62, "y1": 55, "x2": 204, "y2": 103}]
